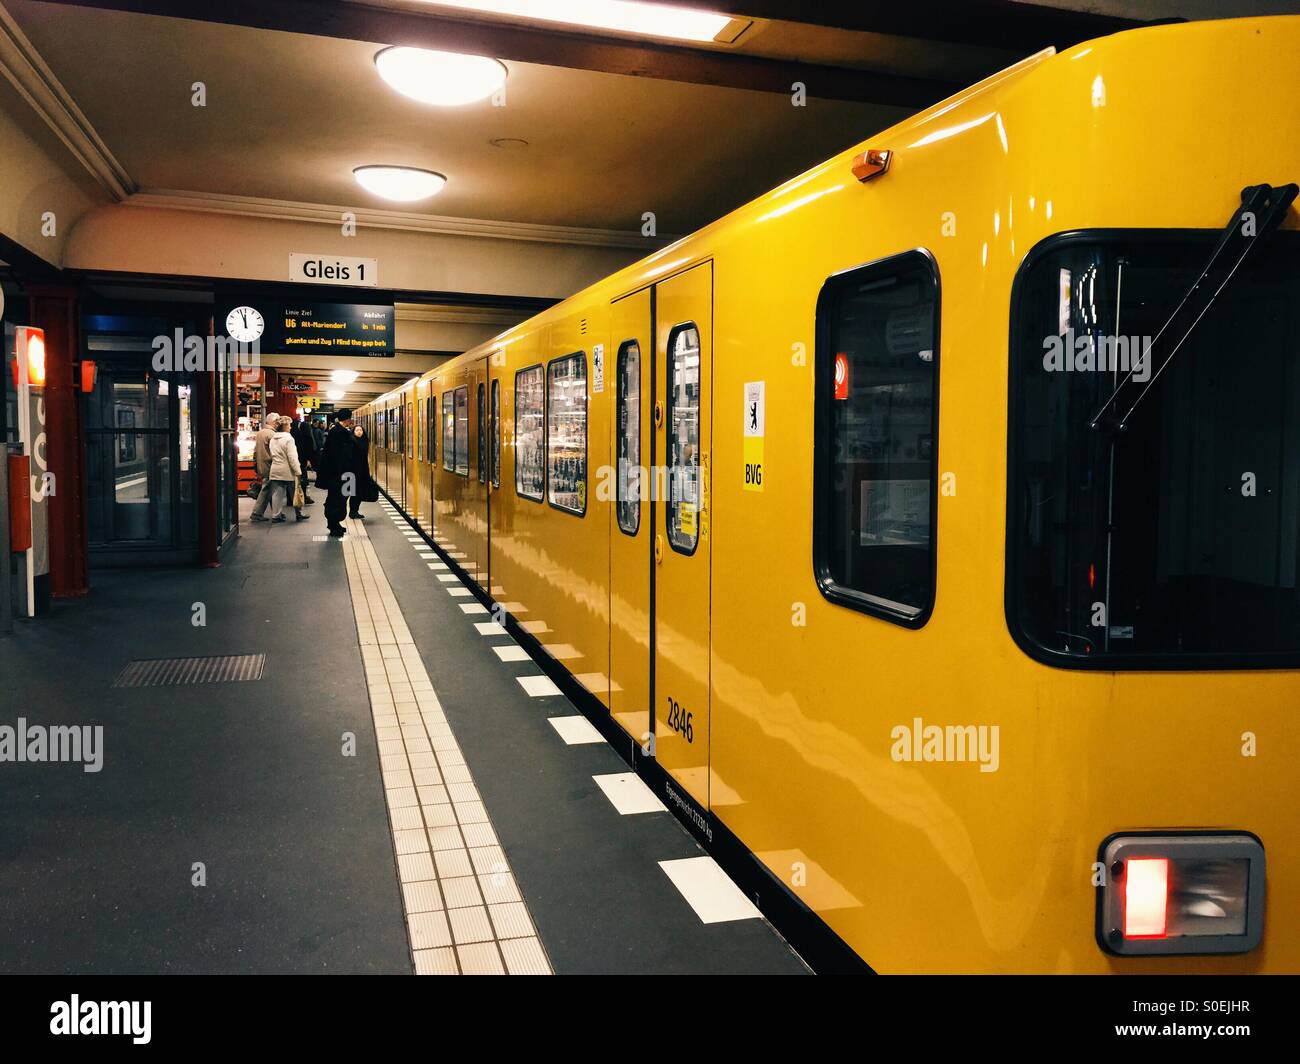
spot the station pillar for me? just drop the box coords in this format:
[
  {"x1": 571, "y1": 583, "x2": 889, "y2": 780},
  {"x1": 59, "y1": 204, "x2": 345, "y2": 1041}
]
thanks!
[{"x1": 27, "y1": 284, "x2": 88, "y2": 598}]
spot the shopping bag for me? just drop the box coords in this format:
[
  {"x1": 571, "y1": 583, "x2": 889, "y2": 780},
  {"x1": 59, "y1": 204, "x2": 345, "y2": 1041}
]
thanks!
[{"x1": 293, "y1": 480, "x2": 305, "y2": 509}]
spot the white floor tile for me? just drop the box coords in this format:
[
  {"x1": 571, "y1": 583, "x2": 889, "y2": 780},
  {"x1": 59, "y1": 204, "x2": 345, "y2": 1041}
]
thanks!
[
  {"x1": 492, "y1": 645, "x2": 529, "y2": 662},
  {"x1": 473, "y1": 621, "x2": 506, "y2": 635},
  {"x1": 460, "y1": 603, "x2": 489, "y2": 615},
  {"x1": 659, "y1": 856, "x2": 761, "y2": 924},
  {"x1": 547, "y1": 715, "x2": 605, "y2": 745},
  {"x1": 448, "y1": 587, "x2": 473, "y2": 597},
  {"x1": 592, "y1": 772, "x2": 666, "y2": 815},
  {"x1": 516, "y1": 675, "x2": 560, "y2": 698}
]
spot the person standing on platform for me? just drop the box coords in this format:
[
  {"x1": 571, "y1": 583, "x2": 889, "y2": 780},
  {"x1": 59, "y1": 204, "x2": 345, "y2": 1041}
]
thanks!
[
  {"x1": 290, "y1": 415, "x2": 318, "y2": 504},
  {"x1": 249, "y1": 412, "x2": 280, "y2": 523},
  {"x1": 349, "y1": 421, "x2": 372, "y2": 520},
  {"x1": 267, "y1": 417, "x2": 306, "y2": 522},
  {"x1": 316, "y1": 408, "x2": 356, "y2": 538}
]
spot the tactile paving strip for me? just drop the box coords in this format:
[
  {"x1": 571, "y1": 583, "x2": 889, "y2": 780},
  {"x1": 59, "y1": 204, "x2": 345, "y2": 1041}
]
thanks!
[{"x1": 340, "y1": 517, "x2": 552, "y2": 976}]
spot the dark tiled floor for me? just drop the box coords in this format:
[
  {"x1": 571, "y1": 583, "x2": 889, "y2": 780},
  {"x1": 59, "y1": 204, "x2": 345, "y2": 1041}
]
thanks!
[{"x1": 0, "y1": 499, "x2": 409, "y2": 973}]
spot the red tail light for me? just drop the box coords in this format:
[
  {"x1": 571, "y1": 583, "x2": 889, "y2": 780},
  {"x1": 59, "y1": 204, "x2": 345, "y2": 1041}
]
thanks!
[{"x1": 1123, "y1": 858, "x2": 1168, "y2": 938}]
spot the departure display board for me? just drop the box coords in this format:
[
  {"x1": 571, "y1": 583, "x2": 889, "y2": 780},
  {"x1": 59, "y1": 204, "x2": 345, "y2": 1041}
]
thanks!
[{"x1": 218, "y1": 298, "x2": 395, "y2": 357}]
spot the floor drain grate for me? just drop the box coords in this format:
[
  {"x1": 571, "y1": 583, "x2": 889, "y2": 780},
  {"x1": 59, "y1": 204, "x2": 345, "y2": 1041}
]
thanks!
[{"x1": 113, "y1": 654, "x2": 266, "y2": 687}]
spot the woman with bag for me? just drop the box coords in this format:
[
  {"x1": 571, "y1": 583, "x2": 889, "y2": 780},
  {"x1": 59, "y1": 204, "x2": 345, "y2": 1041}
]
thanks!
[{"x1": 267, "y1": 417, "x2": 308, "y2": 523}]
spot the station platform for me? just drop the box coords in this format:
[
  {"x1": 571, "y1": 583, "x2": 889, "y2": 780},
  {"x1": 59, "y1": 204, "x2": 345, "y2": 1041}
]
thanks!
[{"x1": 0, "y1": 489, "x2": 807, "y2": 975}]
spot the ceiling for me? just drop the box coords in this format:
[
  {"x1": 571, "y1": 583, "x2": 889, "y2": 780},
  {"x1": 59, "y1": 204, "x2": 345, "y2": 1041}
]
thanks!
[{"x1": 5, "y1": 0, "x2": 919, "y2": 235}]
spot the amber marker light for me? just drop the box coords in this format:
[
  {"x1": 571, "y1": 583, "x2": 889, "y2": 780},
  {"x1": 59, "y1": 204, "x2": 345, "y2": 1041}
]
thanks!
[{"x1": 851, "y1": 149, "x2": 892, "y2": 182}]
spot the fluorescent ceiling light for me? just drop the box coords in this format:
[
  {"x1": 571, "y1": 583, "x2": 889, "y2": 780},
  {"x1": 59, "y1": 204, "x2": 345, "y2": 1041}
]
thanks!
[
  {"x1": 420, "y1": 1, "x2": 733, "y2": 43},
  {"x1": 353, "y1": 165, "x2": 447, "y2": 202},
  {"x1": 375, "y1": 46, "x2": 507, "y2": 106},
  {"x1": 331, "y1": 369, "x2": 360, "y2": 385},
  {"x1": 326, "y1": 388, "x2": 346, "y2": 401}
]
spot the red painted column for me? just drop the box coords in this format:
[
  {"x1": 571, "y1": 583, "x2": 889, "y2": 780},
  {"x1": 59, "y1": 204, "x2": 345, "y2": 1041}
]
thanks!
[{"x1": 27, "y1": 284, "x2": 88, "y2": 598}]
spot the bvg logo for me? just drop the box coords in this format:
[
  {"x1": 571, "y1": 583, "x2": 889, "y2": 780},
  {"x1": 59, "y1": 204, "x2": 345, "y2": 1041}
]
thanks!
[{"x1": 744, "y1": 461, "x2": 763, "y2": 487}]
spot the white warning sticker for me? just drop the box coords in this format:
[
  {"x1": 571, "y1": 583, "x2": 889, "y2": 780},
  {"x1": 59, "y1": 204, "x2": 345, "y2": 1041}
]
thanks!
[{"x1": 592, "y1": 344, "x2": 605, "y2": 393}]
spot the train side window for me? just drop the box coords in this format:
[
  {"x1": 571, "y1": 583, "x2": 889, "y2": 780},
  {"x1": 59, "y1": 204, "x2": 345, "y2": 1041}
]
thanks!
[
  {"x1": 813, "y1": 249, "x2": 940, "y2": 628},
  {"x1": 407, "y1": 401, "x2": 414, "y2": 458},
  {"x1": 477, "y1": 382, "x2": 486, "y2": 484},
  {"x1": 441, "y1": 390, "x2": 455, "y2": 473},
  {"x1": 666, "y1": 324, "x2": 701, "y2": 554},
  {"x1": 454, "y1": 386, "x2": 469, "y2": 476},
  {"x1": 547, "y1": 352, "x2": 587, "y2": 515},
  {"x1": 491, "y1": 379, "x2": 501, "y2": 488},
  {"x1": 515, "y1": 365, "x2": 545, "y2": 501},
  {"x1": 616, "y1": 339, "x2": 641, "y2": 535}
]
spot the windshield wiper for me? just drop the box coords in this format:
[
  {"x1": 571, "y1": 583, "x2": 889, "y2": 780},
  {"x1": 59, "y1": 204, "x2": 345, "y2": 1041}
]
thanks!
[{"x1": 1090, "y1": 182, "x2": 1298, "y2": 434}]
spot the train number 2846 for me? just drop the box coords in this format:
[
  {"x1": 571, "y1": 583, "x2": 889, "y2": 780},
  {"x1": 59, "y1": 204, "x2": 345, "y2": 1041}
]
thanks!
[{"x1": 665, "y1": 697, "x2": 694, "y2": 743}]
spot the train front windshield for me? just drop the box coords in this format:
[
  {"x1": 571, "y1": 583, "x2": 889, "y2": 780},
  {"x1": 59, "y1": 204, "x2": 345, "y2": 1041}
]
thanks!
[{"x1": 1010, "y1": 233, "x2": 1300, "y2": 667}]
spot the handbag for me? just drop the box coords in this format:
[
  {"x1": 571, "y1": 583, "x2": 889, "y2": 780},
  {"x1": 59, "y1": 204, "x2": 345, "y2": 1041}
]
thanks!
[
  {"x1": 293, "y1": 480, "x2": 305, "y2": 509},
  {"x1": 360, "y1": 476, "x2": 380, "y2": 503}
]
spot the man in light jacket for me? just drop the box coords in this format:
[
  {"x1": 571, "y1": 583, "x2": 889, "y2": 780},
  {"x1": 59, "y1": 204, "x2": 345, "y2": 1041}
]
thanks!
[
  {"x1": 267, "y1": 418, "x2": 305, "y2": 522},
  {"x1": 249, "y1": 413, "x2": 280, "y2": 522}
]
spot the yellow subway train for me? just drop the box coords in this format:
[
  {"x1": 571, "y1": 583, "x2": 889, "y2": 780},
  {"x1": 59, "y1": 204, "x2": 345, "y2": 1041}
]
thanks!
[{"x1": 359, "y1": 16, "x2": 1300, "y2": 973}]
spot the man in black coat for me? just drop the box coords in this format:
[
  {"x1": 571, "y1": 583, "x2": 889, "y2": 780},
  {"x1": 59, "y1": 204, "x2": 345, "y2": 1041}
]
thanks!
[{"x1": 316, "y1": 409, "x2": 357, "y2": 538}]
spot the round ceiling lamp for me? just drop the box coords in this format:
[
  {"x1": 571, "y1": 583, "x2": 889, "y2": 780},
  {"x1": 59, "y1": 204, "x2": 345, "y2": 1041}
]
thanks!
[
  {"x1": 353, "y1": 165, "x2": 447, "y2": 202},
  {"x1": 375, "y1": 46, "x2": 507, "y2": 107}
]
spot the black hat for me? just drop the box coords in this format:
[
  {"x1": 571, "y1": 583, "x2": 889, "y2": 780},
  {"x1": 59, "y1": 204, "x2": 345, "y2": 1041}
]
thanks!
[{"x1": 333, "y1": 408, "x2": 353, "y2": 421}]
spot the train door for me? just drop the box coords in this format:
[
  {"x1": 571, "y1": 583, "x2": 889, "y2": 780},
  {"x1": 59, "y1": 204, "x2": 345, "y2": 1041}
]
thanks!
[
  {"x1": 405, "y1": 393, "x2": 416, "y2": 515},
  {"x1": 653, "y1": 262, "x2": 712, "y2": 806},
  {"x1": 470, "y1": 356, "x2": 489, "y2": 585},
  {"x1": 609, "y1": 289, "x2": 652, "y2": 742}
]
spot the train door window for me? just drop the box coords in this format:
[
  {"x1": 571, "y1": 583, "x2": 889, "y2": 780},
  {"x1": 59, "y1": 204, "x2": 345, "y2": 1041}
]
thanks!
[
  {"x1": 515, "y1": 365, "x2": 545, "y2": 501},
  {"x1": 441, "y1": 390, "x2": 455, "y2": 472},
  {"x1": 491, "y1": 379, "x2": 501, "y2": 488},
  {"x1": 477, "y1": 382, "x2": 486, "y2": 483},
  {"x1": 407, "y1": 400, "x2": 414, "y2": 458},
  {"x1": 813, "y1": 249, "x2": 939, "y2": 627},
  {"x1": 427, "y1": 394, "x2": 436, "y2": 465},
  {"x1": 616, "y1": 339, "x2": 641, "y2": 535},
  {"x1": 454, "y1": 386, "x2": 469, "y2": 476},
  {"x1": 547, "y1": 352, "x2": 587, "y2": 515},
  {"x1": 666, "y1": 325, "x2": 700, "y2": 553}
]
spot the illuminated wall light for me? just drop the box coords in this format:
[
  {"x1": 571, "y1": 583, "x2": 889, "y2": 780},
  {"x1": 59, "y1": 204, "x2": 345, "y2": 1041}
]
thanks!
[
  {"x1": 354, "y1": 165, "x2": 447, "y2": 202},
  {"x1": 21, "y1": 328, "x2": 46, "y2": 387},
  {"x1": 375, "y1": 46, "x2": 507, "y2": 106},
  {"x1": 418, "y1": 0, "x2": 733, "y2": 42}
]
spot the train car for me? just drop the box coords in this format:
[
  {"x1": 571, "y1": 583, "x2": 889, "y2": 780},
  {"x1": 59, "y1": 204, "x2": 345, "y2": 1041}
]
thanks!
[{"x1": 360, "y1": 16, "x2": 1300, "y2": 973}]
